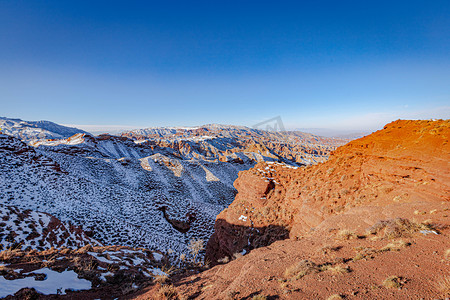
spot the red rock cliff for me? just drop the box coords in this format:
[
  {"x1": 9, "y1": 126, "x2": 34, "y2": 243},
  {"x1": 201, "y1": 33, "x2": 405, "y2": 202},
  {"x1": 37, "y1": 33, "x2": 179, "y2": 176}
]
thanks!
[{"x1": 206, "y1": 119, "x2": 450, "y2": 262}]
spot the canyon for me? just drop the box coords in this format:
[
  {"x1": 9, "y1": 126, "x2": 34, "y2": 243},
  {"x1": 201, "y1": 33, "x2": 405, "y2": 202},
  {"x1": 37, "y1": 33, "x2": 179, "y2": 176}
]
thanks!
[{"x1": 0, "y1": 118, "x2": 449, "y2": 299}]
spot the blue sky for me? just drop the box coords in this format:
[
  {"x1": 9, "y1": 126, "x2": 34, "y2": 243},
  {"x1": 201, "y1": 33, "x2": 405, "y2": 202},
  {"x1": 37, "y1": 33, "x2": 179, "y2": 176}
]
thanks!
[{"x1": 0, "y1": 0, "x2": 449, "y2": 133}]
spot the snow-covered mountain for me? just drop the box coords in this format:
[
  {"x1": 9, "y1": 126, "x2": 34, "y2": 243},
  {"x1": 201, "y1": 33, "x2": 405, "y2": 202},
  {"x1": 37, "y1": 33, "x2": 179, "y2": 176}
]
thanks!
[
  {"x1": 0, "y1": 117, "x2": 88, "y2": 141},
  {"x1": 0, "y1": 119, "x2": 347, "y2": 260},
  {"x1": 122, "y1": 124, "x2": 347, "y2": 165}
]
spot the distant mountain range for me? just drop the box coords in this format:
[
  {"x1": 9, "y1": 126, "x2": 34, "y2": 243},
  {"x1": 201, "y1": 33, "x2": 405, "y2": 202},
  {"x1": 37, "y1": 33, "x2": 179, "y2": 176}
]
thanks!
[{"x1": 294, "y1": 127, "x2": 371, "y2": 139}]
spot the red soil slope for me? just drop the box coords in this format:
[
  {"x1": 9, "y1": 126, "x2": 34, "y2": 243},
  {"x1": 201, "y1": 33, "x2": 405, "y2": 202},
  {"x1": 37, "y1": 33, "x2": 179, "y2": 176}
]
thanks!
[{"x1": 207, "y1": 119, "x2": 449, "y2": 262}]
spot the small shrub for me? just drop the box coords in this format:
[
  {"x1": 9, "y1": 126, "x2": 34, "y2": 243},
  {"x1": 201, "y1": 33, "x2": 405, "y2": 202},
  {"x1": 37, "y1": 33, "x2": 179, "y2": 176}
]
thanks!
[
  {"x1": 252, "y1": 295, "x2": 267, "y2": 300},
  {"x1": 380, "y1": 240, "x2": 410, "y2": 252},
  {"x1": 188, "y1": 239, "x2": 204, "y2": 263},
  {"x1": 154, "y1": 273, "x2": 170, "y2": 284},
  {"x1": 352, "y1": 247, "x2": 376, "y2": 261},
  {"x1": 218, "y1": 256, "x2": 230, "y2": 264},
  {"x1": 326, "y1": 264, "x2": 350, "y2": 274},
  {"x1": 367, "y1": 218, "x2": 437, "y2": 239},
  {"x1": 336, "y1": 229, "x2": 356, "y2": 240},
  {"x1": 161, "y1": 265, "x2": 176, "y2": 276},
  {"x1": 352, "y1": 253, "x2": 365, "y2": 261},
  {"x1": 321, "y1": 245, "x2": 342, "y2": 255},
  {"x1": 0, "y1": 249, "x2": 15, "y2": 261},
  {"x1": 232, "y1": 252, "x2": 243, "y2": 260},
  {"x1": 157, "y1": 284, "x2": 178, "y2": 300},
  {"x1": 382, "y1": 276, "x2": 404, "y2": 289},
  {"x1": 284, "y1": 259, "x2": 319, "y2": 279}
]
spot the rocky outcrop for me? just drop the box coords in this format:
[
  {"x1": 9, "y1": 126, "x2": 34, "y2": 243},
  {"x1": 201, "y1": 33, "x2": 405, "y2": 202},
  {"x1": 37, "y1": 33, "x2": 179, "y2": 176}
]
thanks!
[{"x1": 207, "y1": 119, "x2": 450, "y2": 262}]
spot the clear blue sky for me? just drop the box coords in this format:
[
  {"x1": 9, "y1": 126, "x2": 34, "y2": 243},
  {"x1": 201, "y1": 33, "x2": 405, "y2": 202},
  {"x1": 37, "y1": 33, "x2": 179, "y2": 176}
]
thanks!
[{"x1": 1, "y1": 0, "x2": 449, "y2": 132}]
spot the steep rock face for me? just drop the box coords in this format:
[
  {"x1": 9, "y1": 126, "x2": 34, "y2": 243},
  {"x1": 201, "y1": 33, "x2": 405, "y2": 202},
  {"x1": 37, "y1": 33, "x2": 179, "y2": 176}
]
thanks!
[{"x1": 207, "y1": 120, "x2": 450, "y2": 262}]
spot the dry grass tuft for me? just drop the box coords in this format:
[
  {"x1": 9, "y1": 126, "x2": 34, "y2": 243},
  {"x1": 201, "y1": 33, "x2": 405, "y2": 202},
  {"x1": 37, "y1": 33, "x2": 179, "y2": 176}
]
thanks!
[
  {"x1": 156, "y1": 284, "x2": 178, "y2": 300},
  {"x1": 232, "y1": 252, "x2": 244, "y2": 260},
  {"x1": 218, "y1": 256, "x2": 230, "y2": 264},
  {"x1": 352, "y1": 247, "x2": 376, "y2": 261},
  {"x1": 336, "y1": 229, "x2": 357, "y2": 240},
  {"x1": 154, "y1": 274, "x2": 170, "y2": 284},
  {"x1": 321, "y1": 245, "x2": 342, "y2": 255},
  {"x1": 326, "y1": 294, "x2": 344, "y2": 300},
  {"x1": 252, "y1": 295, "x2": 267, "y2": 300},
  {"x1": 326, "y1": 264, "x2": 350, "y2": 274},
  {"x1": 434, "y1": 276, "x2": 450, "y2": 295},
  {"x1": 380, "y1": 240, "x2": 410, "y2": 252},
  {"x1": 382, "y1": 276, "x2": 404, "y2": 289},
  {"x1": 367, "y1": 218, "x2": 437, "y2": 239},
  {"x1": 284, "y1": 259, "x2": 319, "y2": 279},
  {"x1": 0, "y1": 248, "x2": 23, "y2": 261}
]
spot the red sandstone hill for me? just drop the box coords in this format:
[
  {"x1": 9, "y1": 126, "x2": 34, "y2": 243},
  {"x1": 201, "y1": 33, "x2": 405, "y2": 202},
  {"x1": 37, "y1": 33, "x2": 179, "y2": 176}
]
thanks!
[
  {"x1": 133, "y1": 119, "x2": 450, "y2": 299},
  {"x1": 206, "y1": 119, "x2": 450, "y2": 262}
]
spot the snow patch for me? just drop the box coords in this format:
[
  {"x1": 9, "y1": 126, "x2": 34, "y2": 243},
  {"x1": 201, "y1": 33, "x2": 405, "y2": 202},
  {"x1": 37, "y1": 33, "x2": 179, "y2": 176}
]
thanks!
[{"x1": 0, "y1": 268, "x2": 91, "y2": 297}]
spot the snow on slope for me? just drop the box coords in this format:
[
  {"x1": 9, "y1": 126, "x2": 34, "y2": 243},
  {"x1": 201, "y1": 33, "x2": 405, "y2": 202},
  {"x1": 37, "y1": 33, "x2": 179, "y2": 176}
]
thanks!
[
  {"x1": 122, "y1": 124, "x2": 346, "y2": 165},
  {"x1": 0, "y1": 117, "x2": 87, "y2": 141},
  {"x1": 0, "y1": 133, "x2": 257, "y2": 258},
  {"x1": 0, "y1": 204, "x2": 101, "y2": 251}
]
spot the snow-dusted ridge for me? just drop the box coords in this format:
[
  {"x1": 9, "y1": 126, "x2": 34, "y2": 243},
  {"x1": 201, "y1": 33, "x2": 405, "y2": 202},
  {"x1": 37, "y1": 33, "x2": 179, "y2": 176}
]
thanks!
[{"x1": 0, "y1": 117, "x2": 88, "y2": 141}]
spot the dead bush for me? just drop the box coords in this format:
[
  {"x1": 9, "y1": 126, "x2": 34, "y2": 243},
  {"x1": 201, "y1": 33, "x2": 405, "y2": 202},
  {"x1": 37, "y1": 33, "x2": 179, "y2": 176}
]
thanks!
[
  {"x1": 382, "y1": 276, "x2": 405, "y2": 289},
  {"x1": 367, "y1": 218, "x2": 436, "y2": 239},
  {"x1": 284, "y1": 259, "x2": 319, "y2": 279},
  {"x1": 336, "y1": 229, "x2": 356, "y2": 240},
  {"x1": 156, "y1": 284, "x2": 178, "y2": 300},
  {"x1": 380, "y1": 240, "x2": 410, "y2": 252}
]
